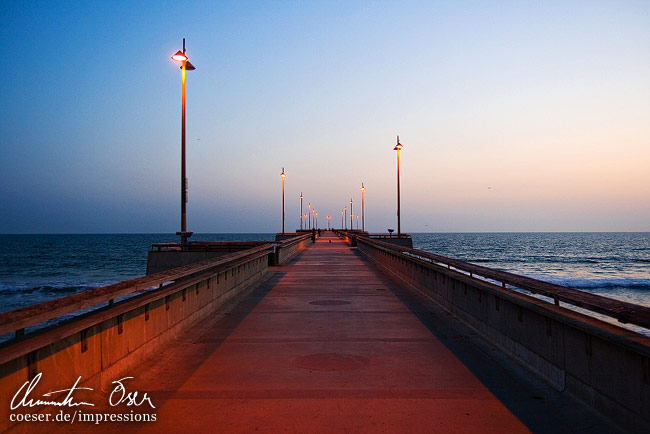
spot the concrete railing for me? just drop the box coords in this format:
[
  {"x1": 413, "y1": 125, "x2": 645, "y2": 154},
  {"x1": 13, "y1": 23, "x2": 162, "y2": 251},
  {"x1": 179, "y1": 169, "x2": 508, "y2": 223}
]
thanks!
[
  {"x1": 334, "y1": 230, "x2": 413, "y2": 248},
  {"x1": 0, "y1": 245, "x2": 273, "y2": 433},
  {"x1": 357, "y1": 237, "x2": 650, "y2": 433},
  {"x1": 270, "y1": 233, "x2": 312, "y2": 265}
]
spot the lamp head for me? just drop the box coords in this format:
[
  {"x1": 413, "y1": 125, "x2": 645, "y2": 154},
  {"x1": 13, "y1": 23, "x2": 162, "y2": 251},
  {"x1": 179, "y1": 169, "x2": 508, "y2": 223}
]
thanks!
[
  {"x1": 281, "y1": 168, "x2": 286, "y2": 178},
  {"x1": 171, "y1": 50, "x2": 188, "y2": 62},
  {"x1": 394, "y1": 135, "x2": 403, "y2": 151}
]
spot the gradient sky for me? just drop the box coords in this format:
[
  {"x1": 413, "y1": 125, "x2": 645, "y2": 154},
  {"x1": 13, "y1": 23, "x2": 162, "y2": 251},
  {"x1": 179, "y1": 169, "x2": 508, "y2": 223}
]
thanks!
[{"x1": 1, "y1": 0, "x2": 648, "y2": 233}]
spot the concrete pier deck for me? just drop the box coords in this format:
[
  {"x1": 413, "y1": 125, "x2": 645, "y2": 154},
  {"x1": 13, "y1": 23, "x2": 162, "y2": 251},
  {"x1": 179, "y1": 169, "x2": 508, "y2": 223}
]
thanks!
[{"x1": 97, "y1": 232, "x2": 620, "y2": 434}]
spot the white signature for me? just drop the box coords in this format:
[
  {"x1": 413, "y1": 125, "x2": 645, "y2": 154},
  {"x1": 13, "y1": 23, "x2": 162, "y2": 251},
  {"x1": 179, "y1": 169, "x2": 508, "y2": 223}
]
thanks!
[
  {"x1": 10, "y1": 373, "x2": 155, "y2": 410},
  {"x1": 109, "y1": 377, "x2": 155, "y2": 408}
]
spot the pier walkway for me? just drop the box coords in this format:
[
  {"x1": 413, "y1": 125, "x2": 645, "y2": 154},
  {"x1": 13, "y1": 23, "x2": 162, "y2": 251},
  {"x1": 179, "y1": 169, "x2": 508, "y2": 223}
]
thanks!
[{"x1": 103, "y1": 232, "x2": 615, "y2": 434}]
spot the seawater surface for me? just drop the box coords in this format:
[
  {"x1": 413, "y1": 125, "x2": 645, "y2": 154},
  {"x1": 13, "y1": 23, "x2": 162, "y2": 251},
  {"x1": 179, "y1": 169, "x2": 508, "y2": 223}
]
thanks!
[{"x1": 411, "y1": 232, "x2": 650, "y2": 307}]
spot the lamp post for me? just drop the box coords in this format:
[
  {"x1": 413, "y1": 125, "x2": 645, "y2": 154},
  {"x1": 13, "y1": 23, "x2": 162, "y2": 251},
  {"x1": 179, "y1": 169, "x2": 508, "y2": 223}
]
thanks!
[
  {"x1": 280, "y1": 168, "x2": 286, "y2": 234},
  {"x1": 171, "y1": 38, "x2": 196, "y2": 246},
  {"x1": 361, "y1": 183, "x2": 365, "y2": 232},
  {"x1": 315, "y1": 212, "x2": 318, "y2": 229},
  {"x1": 327, "y1": 215, "x2": 331, "y2": 230},
  {"x1": 308, "y1": 203, "x2": 311, "y2": 230},
  {"x1": 394, "y1": 136, "x2": 403, "y2": 235},
  {"x1": 300, "y1": 192, "x2": 303, "y2": 230},
  {"x1": 344, "y1": 206, "x2": 347, "y2": 230},
  {"x1": 341, "y1": 210, "x2": 344, "y2": 229},
  {"x1": 350, "y1": 198, "x2": 353, "y2": 231},
  {"x1": 356, "y1": 214, "x2": 359, "y2": 230}
]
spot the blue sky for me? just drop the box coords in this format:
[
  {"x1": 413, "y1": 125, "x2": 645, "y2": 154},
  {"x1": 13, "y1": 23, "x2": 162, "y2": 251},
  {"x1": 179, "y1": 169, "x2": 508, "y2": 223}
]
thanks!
[{"x1": 1, "y1": 1, "x2": 649, "y2": 233}]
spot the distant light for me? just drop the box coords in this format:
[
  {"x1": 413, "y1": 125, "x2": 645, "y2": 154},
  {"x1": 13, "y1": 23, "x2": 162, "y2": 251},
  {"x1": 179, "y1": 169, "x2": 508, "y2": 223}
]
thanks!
[
  {"x1": 394, "y1": 135, "x2": 403, "y2": 151},
  {"x1": 281, "y1": 168, "x2": 286, "y2": 178},
  {"x1": 171, "y1": 50, "x2": 188, "y2": 62}
]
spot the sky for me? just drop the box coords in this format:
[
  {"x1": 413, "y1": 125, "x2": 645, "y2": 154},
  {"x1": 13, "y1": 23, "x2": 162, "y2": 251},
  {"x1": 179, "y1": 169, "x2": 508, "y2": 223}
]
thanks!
[{"x1": 1, "y1": 0, "x2": 649, "y2": 233}]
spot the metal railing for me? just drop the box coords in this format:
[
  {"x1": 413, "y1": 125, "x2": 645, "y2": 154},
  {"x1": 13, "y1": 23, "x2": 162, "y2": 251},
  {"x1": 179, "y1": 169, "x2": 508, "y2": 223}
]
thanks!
[
  {"x1": 359, "y1": 237, "x2": 650, "y2": 330},
  {"x1": 0, "y1": 244, "x2": 272, "y2": 339}
]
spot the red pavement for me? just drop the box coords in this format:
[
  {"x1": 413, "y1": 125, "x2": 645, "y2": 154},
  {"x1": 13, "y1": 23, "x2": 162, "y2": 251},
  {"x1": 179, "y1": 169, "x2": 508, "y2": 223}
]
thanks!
[{"x1": 136, "y1": 232, "x2": 529, "y2": 433}]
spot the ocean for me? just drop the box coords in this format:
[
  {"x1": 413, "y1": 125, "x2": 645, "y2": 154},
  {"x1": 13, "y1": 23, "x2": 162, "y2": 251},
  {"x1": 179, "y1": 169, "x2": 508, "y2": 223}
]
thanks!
[
  {"x1": 0, "y1": 233, "x2": 276, "y2": 314},
  {"x1": 1, "y1": 232, "x2": 648, "y2": 335},
  {"x1": 411, "y1": 232, "x2": 650, "y2": 307}
]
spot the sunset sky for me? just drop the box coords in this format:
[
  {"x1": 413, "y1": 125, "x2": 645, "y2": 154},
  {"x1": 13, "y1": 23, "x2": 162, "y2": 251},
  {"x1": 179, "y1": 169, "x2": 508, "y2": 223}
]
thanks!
[{"x1": 1, "y1": 1, "x2": 648, "y2": 233}]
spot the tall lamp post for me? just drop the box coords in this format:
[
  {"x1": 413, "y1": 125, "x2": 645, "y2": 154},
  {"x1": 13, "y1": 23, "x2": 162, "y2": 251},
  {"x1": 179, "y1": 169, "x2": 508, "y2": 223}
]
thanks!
[
  {"x1": 341, "y1": 210, "x2": 344, "y2": 229},
  {"x1": 280, "y1": 168, "x2": 286, "y2": 234},
  {"x1": 356, "y1": 214, "x2": 359, "y2": 230},
  {"x1": 300, "y1": 192, "x2": 304, "y2": 230},
  {"x1": 344, "y1": 206, "x2": 347, "y2": 230},
  {"x1": 394, "y1": 136, "x2": 403, "y2": 235},
  {"x1": 171, "y1": 38, "x2": 196, "y2": 246},
  {"x1": 327, "y1": 215, "x2": 331, "y2": 230},
  {"x1": 308, "y1": 203, "x2": 311, "y2": 230},
  {"x1": 350, "y1": 198, "x2": 353, "y2": 231},
  {"x1": 361, "y1": 183, "x2": 365, "y2": 232}
]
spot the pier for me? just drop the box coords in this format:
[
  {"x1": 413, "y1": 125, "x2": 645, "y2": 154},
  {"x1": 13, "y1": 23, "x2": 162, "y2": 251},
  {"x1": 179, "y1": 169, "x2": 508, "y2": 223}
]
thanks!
[{"x1": 1, "y1": 232, "x2": 649, "y2": 433}]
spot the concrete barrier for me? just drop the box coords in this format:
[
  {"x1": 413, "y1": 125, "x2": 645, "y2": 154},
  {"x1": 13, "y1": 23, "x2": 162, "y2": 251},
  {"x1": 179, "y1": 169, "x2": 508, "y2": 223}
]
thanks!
[
  {"x1": 357, "y1": 237, "x2": 650, "y2": 433},
  {"x1": 334, "y1": 230, "x2": 413, "y2": 248},
  {"x1": 0, "y1": 246, "x2": 272, "y2": 433},
  {"x1": 146, "y1": 241, "x2": 271, "y2": 274},
  {"x1": 270, "y1": 233, "x2": 311, "y2": 265}
]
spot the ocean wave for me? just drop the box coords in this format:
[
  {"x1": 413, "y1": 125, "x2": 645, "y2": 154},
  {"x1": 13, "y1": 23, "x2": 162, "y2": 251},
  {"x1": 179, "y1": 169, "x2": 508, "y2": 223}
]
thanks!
[
  {"x1": 525, "y1": 276, "x2": 650, "y2": 291},
  {"x1": 0, "y1": 282, "x2": 117, "y2": 296}
]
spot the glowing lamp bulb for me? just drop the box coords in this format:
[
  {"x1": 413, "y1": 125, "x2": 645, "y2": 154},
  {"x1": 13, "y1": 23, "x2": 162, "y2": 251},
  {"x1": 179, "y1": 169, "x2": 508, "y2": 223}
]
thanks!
[{"x1": 171, "y1": 50, "x2": 188, "y2": 62}]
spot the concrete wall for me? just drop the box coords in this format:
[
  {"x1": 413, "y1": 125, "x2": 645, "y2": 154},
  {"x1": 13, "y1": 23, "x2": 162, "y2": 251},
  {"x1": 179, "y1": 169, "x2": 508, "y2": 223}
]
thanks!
[
  {"x1": 146, "y1": 251, "x2": 229, "y2": 274},
  {"x1": 357, "y1": 238, "x2": 650, "y2": 433},
  {"x1": 270, "y1": 234, "x2": 311, "y2": 265},
  {"x1": 367, "y1": 235, "x2": 413, "y2": 248},
  {"x1": 0, "y1": 250, "x2": 270, "y2": 433}
]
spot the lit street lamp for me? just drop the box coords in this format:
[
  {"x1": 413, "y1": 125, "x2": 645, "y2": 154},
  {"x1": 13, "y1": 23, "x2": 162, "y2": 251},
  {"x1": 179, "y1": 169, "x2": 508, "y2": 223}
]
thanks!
[
  {"x1": 394, "y1": 136, "x2": 403, "y2": 235},
  {"x1": 350, "y1": 198, "x2": 353, "y2": 231},
  {"x1": 361, "y1": 183, "x2": 365, "y2": 232},
  {"x1": 327, "y1": 215, "x2": 331, "y2": 230},
  {"x1": 171, "y1": 38, "x2": 196, "y2": 246},
  {"x1": 341, "y1": 210, "x2": 344, "y2": 229},
  {"x1": 280, "y1": 168, "x2": 286, "y2": 234},
  {"x1": 344, "y1": 206, "x2": 347, "y2": 230},
  {"x1": 300, "y1": 192, "x2": 304, "y2": 230},
  {"x1": 356, "y1": 214, "x2": 359, "y2": 230},
  {"x1": 308, "y1": 203, "x2": 311, "y2": 230}
]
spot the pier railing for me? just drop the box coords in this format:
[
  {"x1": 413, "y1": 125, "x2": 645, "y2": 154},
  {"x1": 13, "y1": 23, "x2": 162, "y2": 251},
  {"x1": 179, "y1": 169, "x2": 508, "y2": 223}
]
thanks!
[
  {"x1": 0, "y1": 244, "x2": 272, "y2": 340},
  {"x1": 355, "y1": 236, "x2": 650, "y2": 330}
]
